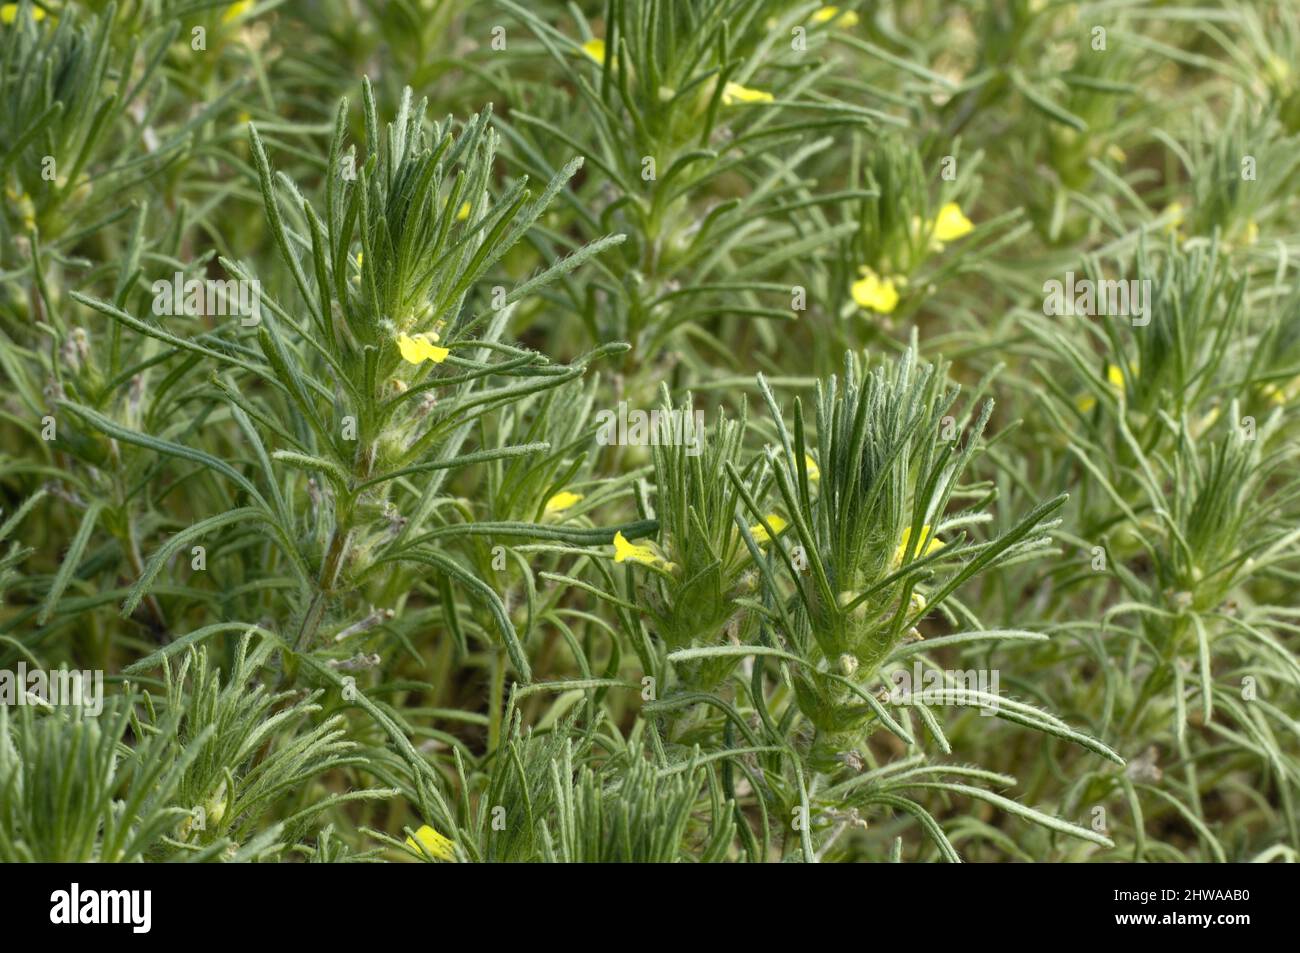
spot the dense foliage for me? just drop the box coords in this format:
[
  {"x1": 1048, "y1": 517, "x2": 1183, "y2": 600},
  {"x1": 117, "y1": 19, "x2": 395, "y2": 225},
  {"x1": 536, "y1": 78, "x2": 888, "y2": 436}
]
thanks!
[{"x1": 1, "y1": 0, "x2": 1297, "y2": 862}]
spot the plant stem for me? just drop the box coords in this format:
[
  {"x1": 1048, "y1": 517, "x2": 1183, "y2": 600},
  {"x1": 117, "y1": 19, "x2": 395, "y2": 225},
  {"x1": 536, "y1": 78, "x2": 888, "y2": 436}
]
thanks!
[{"x1": 488, "y1": 646, "x2": 506, "y2": 752}]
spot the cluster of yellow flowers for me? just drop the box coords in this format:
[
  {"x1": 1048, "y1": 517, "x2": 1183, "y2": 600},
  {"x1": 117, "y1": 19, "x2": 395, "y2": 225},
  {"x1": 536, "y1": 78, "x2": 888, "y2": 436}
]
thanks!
[
  {"x1": 598, "y1": 454, "x2": 821, "y2": 574},
  {"x1": 574, "y1": 13, "x2": 978, "y2": 324},
  {"x1": 611, "y1": 520, "x2": 945, "y2": 575},
  {"x1": 851, "y1": 203, "x2": 975, "y2": 314},
  {"x1": 597, "y1": 453, "x2": 944, "y2": 578},
  {"x1": 0, "y1": 3, "x2": 50, "y2": 24}
]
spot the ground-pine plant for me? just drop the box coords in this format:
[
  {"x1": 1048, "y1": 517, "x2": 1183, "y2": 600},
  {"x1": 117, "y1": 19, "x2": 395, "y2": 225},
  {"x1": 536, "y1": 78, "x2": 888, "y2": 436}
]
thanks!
[{"x1": 0, "y1": 0, "x2": 1296, "y2": 864}]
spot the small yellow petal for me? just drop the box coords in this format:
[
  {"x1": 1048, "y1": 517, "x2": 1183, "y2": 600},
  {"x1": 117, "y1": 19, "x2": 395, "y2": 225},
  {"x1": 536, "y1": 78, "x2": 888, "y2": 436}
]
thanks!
[
  {"x1": 205, "y1": 782, "x2": 228, "y2": 826},
  {"x1": 405, "y1": 824, "x2": 455, "y2": 861},
  {"x1": 222, "y1": 0, "x2": 252, "y2": 24},
  {"x1": 8, "y1": 189, "x2": 35, "y2": 231},
  {"x1": 1243, "y1": 220, "x2": 1259, "y2": 246},
  {"x1": 749, "y1": 514, "x2": 788, "y2": 544},
  {"x1": 613, "y1": 530, "x2": 656, "y2": 565},
  {"x1": 545, "y1": 491, "x2": 583, "y2": 514},
  {"x1": 1266, "y1": 55, "x2": 1291, "y2": 89},
  {"x1": 581, "y1": 38, "x2": 606, "y2": 64},
  {"x1": 722, "y1": 82, "x2": 774, "y2": 105},
  {"x1": 456, "y1": 201, "x2": 471, "y2": 221},
  {"x1": 397, "y1": 333, "x2": 449, "y2": 365},
  {"x1": 894, "y1": 525, "x2": 944, "y2": 567},
  {"x1": 1261, "y1": 379, "x2": 1297, "y2": 406},
  {"x1": 850, "y1": 268, "x2": 900, "y2": 314},
  {"x1": 1194, "y1": 405, "x2": 1222, "y2": 435},
  {"x1": 1077, "y1": 364, "x2": 1128, "y2": 411},
  {"x1": 812, "y1": 6, "x2": 859, "y2": 26},
  {"x1": 1161, "y1": 201, "x2": 1184, "y2": 235},
  {"x1": 804, "y1": 454, "x2": 820, "y2": 482},
  {"x1": 932, "y1": 202, "x2": 974, "y2": 243},
  {"x1": 612, "y1": 531, "x2": 674, "y2": 571},
  {"x1": 1106, "y1": 144, "x2": 1127, "y2": 163},
  {"x1": 2, "y1": 4, "x2": 45, "y2": 23}
]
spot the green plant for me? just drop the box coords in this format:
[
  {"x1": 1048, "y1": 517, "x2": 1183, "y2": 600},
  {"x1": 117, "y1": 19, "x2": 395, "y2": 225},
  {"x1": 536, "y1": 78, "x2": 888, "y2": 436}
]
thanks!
[{"x1": 1, "y1": 0, "x2": 1297, "y2": 865}]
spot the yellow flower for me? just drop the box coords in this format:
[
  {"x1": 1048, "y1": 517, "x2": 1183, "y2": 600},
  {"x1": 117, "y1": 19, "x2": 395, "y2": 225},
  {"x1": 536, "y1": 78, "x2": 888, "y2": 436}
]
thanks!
[
  {"x1": 612, "y1": 531, "x2": 675, "y2": 571},
  {"x1": 1106, "y1": 144, "x2": 1127, "y2": 164},
  {"x1": 1261, "y1": 375, "x2": 1300, "y2": 406},
  {"x1": 1161, "y1": 201, "x2": 1185, "y2": 236},
  {"x1": 1242, "y1": 220, "x2": 1259, "y2": 246},
  {"x1": 1266, "y1": 54, "x2": 1291, "y2": 90},
  {"x1": 1, "y1": 4, "x2": 45, "y2": 23},
  {"x1": 932, "y1": 202, "x2": 974, "y2": 243},
  {"x1": 397, "y1": 332, "x2": 449, "y2": 365},
  {"x1": 722, "y1": 82, "x2": 774, "y2": 105},
  {"x1": 804, "y1": 454, "x2": 820, "y2": 482},
  {"x1": 6, "y1": 188, "x2": 35, "y2": 231},
  {"x1": 812, "y1": 6, "x2": 859, "y2": 27},
  {"x1": 456, "y1": 201, "x2": 471, "y2": 221},
  {"x1": 749, "y1": 514, "x2": 787, "y2": 544},
  {"x1": 1076, "y1": 363, "x2": 1128, "y2": 413},
  {"x1": 894, "y1": 525, "x2": 944, "y2": 567},
  {"x1": 222, "y1": 0, "x2": 252, "y2": 23},
  {"x1": 1190, "y1": 404, "x2": 1222, "y2": 439},
  {"x1": 581, "y1": 38, "x2": 606, "y2": 64},
  {"x1": 850, "y1": 268, "x2": 900, "y2": 314},
  {"x1": 544, "y1": 491, "x2": 583, "y2": 514},
  {"x1": 405, "y1": 824, "x2": 455, "y2": 861},
  {"x1": 205, "y1": 781, "x2": 228, "y2": 827}
]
